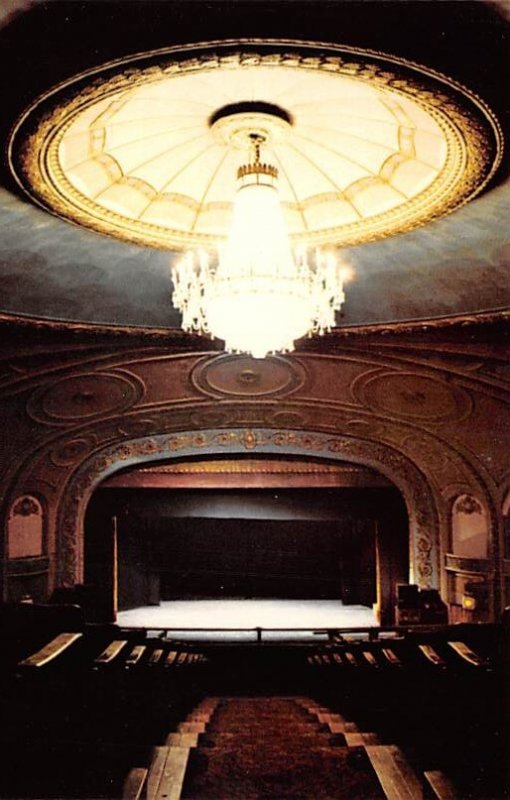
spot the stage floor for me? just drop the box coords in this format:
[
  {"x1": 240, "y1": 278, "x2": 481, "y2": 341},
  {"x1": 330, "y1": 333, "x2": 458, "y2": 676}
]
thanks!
[{"x1": 117, "y1": 599, "x2": 377, "y2": 642}]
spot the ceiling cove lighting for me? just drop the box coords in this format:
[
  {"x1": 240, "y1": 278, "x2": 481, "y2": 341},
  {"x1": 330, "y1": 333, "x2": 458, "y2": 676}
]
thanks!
[{"x1": 171, "y1": 114, "x2": 351, "y2": 359}]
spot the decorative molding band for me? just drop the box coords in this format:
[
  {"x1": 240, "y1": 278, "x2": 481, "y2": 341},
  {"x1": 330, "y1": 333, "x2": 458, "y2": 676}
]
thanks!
[
  {"x1": 116, "y1": 458, "x2": 384, "y2": 476},
  {"x1": 0, "y1": 308, "x2": 508, "y2": 341},
  {"x1": 445, "y1": 553, "x2": 492, "y2": 573},
  {"x1": 57, "y1": 427, "x2": 439, "y2": 590},
  {"x1": 5, "y1": 556, "x2": 50, "y2": 576},
  {"x1": 10, "y1": 40, "x2": 502, "y2": 252}
]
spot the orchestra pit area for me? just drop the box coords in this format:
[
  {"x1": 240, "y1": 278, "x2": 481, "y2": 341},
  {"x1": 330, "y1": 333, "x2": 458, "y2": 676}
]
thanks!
[{"x1": 0, "y1": 602, "x2": 508, "y2": 800}]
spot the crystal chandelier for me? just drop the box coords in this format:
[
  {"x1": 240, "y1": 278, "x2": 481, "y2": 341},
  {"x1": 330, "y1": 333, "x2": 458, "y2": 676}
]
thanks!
[{"x1": 171, "y1": 134, "x2": 350, "y2": 359}]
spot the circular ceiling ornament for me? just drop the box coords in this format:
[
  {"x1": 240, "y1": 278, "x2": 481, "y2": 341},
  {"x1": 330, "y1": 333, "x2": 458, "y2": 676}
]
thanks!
[
  {"x1": 191, "y1": 353, "x2": 307, "y2": 398},
  {"x1": 9, "y1": 39, "x2": 503, "y2": 251},
  {"x1": 27, "y1": 372, "x2": 144, "y2": 425},
  {"x1": 352, "y1": 369, "x2": 473, "y2": 423}
]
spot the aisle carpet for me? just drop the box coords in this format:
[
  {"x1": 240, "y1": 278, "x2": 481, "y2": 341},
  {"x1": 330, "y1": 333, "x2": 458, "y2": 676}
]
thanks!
[{"x1": 182, "y1": 697, "x2": 384, "y2": 799}]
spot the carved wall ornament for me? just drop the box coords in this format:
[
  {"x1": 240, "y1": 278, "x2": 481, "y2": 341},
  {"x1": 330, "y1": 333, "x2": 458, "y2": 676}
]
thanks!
[
  {"x1": 12, "y1": 496, "x2": 40, "y2": 517},
  {"x1": 191, "y1": 354, "x2": 307, "y2": 399},
  {"x1": 27, "y1": 371, "x2": 145, "y2": 425},
  {"x1": 454, "y1": 495, "x2": 483, "y2": 515},
  {"x1": 57, "y1": 427, "x2": 438, "y2": 590},
  {"x1": 50, "y1": 437, "x2": 97, "y2": 467},
  {"x1": 351, "y1": 369, "x2": 473, "y2": 423},
  {"x1": 265, "y1": 409, "x2": 308, "y2": 428},
  {"x1": 124, "y1": 458, "x2": 380, "y2": 477},
  {"x1": 189, "y1": 409, "x2": 239, "y2": 429}
]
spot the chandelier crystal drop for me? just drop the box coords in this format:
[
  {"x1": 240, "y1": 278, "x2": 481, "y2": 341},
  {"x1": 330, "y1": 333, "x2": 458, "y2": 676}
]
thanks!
[{"x1": 171, "y1": 134, "x2": 350, "y2": 359}]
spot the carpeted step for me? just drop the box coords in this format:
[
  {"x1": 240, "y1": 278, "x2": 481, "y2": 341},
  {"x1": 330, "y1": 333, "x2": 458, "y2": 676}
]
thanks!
[
  {"x1": 193, "y1": 739, "x2": 356, "y2": 751},
  {"x1": 205, "y1": 721, "x2": 332, "y2": 732},
  {"x1": 198, "y1": 732, "x2": 345, "y2": 747},
  {"x1": 182, "y1": 743, "x2": 385, "y2": 799}
]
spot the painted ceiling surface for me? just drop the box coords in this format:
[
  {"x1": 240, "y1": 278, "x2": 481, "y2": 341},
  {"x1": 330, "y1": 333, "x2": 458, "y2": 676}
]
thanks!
[
  {"x1": 10, "y1": 43, "x2": 500, "y2": 250},
  {"x1": 0, "y1": 1, "x2": 508, "y2": 331}
]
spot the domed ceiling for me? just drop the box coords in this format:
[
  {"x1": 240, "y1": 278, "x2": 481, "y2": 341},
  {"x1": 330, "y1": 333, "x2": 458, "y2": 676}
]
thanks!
[
  {"x1": 0, "y1": 1, "x2": 508, "y2": 333},
  {"x1": 10, "y1": 42, "x2": 500, "y2": 250}
]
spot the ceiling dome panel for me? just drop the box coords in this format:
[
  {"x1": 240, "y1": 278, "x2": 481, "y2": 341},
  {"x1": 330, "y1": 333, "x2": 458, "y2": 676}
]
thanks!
[{"x1": 10, "y1": 40, "x2": 502, "y2": 250}]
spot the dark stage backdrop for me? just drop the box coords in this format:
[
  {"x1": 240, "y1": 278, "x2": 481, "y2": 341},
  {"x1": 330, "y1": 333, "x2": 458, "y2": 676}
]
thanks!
[
  {"x1": 153, "y1": 517, "x2": 373, "y2": 601},
  {"x1": 85, "y1": 486, "x2": 408, "y2": 615}
]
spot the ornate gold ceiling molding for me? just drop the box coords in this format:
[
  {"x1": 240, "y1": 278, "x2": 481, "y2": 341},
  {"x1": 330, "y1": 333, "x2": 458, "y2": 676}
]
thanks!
[
  {"x1": 101, "y1": 456, "x2": 392, "y2": 489},
  {"x1": 0, "y1": 308, "x2": 508, "y2": 342},
  {"x1": 124, "y1": 458, "x2": 382, "y2": 475},
  {"x1": 9, "y1": 39, "x2": 503, "y2": 251}
]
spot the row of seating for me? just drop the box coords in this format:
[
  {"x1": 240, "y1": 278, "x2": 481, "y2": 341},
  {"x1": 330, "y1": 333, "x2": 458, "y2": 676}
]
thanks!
[
  {"x1": 0, "y1": 613, "x2": 210, "y2": 798},
  {"x1": 307, "y1": 639, "x2": 489, "y2": 669},
  {"x1": 17, "y1": 631, "x2": 208, "y2": 672},
  {"x1": 1, "y1": 607, "x2": 507, "y2": 798},
  {"x1": 314, "y1": 631, "x2": 505, "y2": 799}
]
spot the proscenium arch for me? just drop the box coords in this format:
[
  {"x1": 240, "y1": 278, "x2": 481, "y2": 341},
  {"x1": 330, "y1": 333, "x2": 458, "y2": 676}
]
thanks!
[{"x1": 58, "y1": 428, "x2": 439, "y2": 589}]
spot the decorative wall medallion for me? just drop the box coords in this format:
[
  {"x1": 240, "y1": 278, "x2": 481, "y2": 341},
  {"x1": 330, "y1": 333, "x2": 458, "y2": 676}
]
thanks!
[
  {"x1": 191, "y1": 354, "x2": 307, "y2": 398},
  {"x1": 115, "y1": 417, "x2": 160, "y2": 437},
  {"x1": 12, "y1": 496, "x2": 40, "y2": 516},
  {"x1": 454, "y1": 494, "x2": 483, "y2": 515},
  {"x1": 352, "y1": 369, "x2": 473, "y2": 422},
  {"x1": 27, "y1": 371, "x2": 144, "y2": 425},
  {"x1": 189, "y1": 409, "x2": 238, "y2": 428},
  {"x1": 400, "y1": 434, "x2": 452, "y2": 472},
  {"x1": 265, "y1": 409, "x2": 307, "y2": 428},
  {"x1": 50, "y1": 436, "x2": 96, "y2": 467}
]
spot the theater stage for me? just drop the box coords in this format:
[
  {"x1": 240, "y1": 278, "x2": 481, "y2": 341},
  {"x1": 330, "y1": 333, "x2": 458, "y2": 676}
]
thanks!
[{"x1": 117, "y1": 599, "x2": 377, "y2": 642}]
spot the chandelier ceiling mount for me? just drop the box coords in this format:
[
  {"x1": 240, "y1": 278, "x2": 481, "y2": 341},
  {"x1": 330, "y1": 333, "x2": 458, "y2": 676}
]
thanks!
[{"x1": 209, "y1": 100, "x2": 293, "y2": 152}]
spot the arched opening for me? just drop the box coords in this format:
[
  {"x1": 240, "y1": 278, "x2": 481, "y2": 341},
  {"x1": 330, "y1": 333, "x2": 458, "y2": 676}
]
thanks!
[
  {"x1": 502, "y1": 490, "x2": 510, "y2": 610},
  {"x1": 84, "y1": 455, "x2": 410, "y2": 629},
  {"x1": 446, "y1": 494, "x2": 492, "y2": 623},
  {"x1": 6, "y1": 495, "x2": 47, "y2": 603}
]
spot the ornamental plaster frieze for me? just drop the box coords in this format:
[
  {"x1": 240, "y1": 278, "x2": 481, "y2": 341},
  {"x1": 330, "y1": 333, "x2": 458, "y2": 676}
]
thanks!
[
  {"x1": 0, "y1": 342, "x2": 202, "y2": 397},
  {"x1": 3, "y1": 389, "x2": 502, "y2": 508},
  {"x1": 1, "y1": 345, "x2": 508, "y2": 414},
  {"x1": 55, "y1": 428, "x2": 439, "y2": 590},
  {"x1": 26, "y1": 369, "x2": 146, "y2": 427},
  {"x1": 4, "y1": 395, "x2": 503, "y2": 602},
  {"x1": 397, "y1": 430, "x2": 502, "y2": 571},
  {"x1": 4, "y1": 398, "x2": 476, "y2": 484},
  {"x1": 297, "y1": 346, "x2": 510, "y2": 406},
  {"x1": 0, "y1": 347, "x2": 508, "y2": 517},
  {"x1": 309, "y1": 350, "x2": 510, "y2": 407},
  {"x1": 0, "y1": 348, "x2": 507, "y2": 456}
]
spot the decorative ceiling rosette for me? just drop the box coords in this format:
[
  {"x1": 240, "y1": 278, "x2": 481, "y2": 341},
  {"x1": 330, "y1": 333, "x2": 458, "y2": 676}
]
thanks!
[{"x1": 9, "y1": 39, "x2": 502, "y2": 251}]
